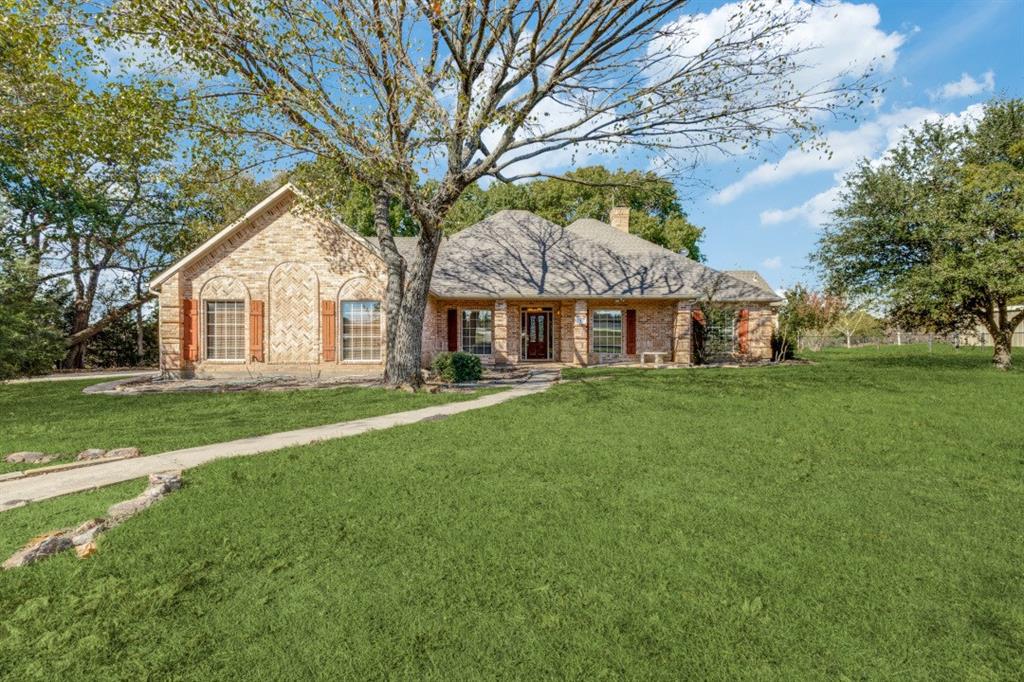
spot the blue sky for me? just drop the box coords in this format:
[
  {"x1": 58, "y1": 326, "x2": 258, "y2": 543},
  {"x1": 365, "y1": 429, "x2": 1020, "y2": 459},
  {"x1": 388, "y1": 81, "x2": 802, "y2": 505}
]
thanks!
[
  {"x1": 95, "y1": 0, "x2": 1022, "y2": 292},
  {"x1": 683, "y1": 0, "x2": 1023, "y2": 289}
]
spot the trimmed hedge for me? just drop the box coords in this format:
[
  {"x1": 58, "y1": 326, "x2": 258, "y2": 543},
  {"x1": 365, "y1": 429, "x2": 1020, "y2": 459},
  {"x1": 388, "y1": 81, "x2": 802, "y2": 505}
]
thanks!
[{"x1": 431, "y1": 351, "x2": 483, "y2": 383}]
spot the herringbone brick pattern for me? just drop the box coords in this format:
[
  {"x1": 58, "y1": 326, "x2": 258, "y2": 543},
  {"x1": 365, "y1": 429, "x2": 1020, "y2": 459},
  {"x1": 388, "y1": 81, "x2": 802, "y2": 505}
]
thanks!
[{"x1": 269, "y1": 262, "x2": 319, "y2": 364}]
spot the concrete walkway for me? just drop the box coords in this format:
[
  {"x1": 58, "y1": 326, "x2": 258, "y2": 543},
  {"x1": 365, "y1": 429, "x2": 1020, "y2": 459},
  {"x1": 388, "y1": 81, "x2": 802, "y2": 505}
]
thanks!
[
  {"x1": 0, "y1": 372, "x2": 556, "y2": 511},
  {"x1": 4, "y1": 370, "x2": 157, "y2": 384}
]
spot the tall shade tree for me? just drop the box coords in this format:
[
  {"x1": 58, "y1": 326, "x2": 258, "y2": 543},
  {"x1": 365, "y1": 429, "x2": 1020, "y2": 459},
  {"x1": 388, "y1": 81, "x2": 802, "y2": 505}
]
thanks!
[
  {"x1": 815, "y1": 99, "x2": 1024, "y2": 369},
  {"x1": 1, "y1": 1, "x2": 247, "y2": 367},
  {"x1": 112, "y1": 0, "x2": 877, "y2": 385}
]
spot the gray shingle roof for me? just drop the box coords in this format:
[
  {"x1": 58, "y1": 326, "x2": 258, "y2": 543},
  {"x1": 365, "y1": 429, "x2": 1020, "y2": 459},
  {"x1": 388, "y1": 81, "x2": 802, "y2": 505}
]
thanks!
[
  {"x1": 416, "y1": 210, "x2": 780, "y2": 302},
  {"x1": 724, "y1": 270, "x2": 777, "y2": 296}
]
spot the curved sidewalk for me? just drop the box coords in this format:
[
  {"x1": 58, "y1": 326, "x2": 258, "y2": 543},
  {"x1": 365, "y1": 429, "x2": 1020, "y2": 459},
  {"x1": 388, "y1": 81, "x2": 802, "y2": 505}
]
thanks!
[{"x1": 0, "y1": 373, "x2": 554, "y2": 511}]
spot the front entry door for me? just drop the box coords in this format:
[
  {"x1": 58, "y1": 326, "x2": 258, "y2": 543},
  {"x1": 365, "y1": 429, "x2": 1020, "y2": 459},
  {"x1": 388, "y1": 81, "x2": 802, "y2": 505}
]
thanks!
[{"x1": 525, "y1": 311, "x2": 549, "y2": 360}]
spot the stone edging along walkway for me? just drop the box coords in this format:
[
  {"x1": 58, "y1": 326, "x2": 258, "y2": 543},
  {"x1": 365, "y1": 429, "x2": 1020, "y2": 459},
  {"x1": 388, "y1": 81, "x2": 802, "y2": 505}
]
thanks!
[{"x1": 0, "y1": 372, "x2": 556, "y2": 512}]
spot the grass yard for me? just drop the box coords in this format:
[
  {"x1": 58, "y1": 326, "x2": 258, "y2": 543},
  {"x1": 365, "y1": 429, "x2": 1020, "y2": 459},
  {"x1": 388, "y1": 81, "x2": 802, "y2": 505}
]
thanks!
[
  {"x1": 0, "y1": 379, "x2": 492, "y2": 474},
  {"x1": 1, "y1": 346, "x2": 1021, "y2": 679}
]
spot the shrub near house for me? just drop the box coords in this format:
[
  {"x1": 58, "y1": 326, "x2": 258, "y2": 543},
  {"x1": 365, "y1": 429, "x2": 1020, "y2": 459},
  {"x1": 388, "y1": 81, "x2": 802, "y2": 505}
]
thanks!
[{"x1": 431, "y1": 352, "x2": 483, "y2": 383}]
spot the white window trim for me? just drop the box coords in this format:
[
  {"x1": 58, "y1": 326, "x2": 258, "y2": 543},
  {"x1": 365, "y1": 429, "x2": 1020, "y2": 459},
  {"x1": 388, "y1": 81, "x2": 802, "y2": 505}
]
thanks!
[
  {"x1": 339, "y1": 299, "x2": 383, "y2": 364},
  {"x1": 203, "y1": 299, "x2": 247, "y2": 363},
  {"x1": 703, "y1": 309, "x2": 738, "y2": 354},
  {"x1": 591, "y1": 308, "x2": 625, "y2": 355},
  {"x1": 460, "y1": 307, "x2": 494, "y2": 356}
]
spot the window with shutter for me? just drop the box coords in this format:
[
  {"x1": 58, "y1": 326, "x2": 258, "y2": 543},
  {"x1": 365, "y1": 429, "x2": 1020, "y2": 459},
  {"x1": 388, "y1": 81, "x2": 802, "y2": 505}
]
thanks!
[
  {"x1": 625, "y1": 309, "x2": 637, "y2": 354},
  {"x1": 250, "y1": 300, "x2": 264, "y2": 362},
  {"x1": 737, "y1": 308, "x2": 750, "y2": 354},
  {"x1": 447, "y1": 308, "x2": 458, "y2": 351},
  {"x1": 321, "y1": 300, "x2": 336, "y2": 362},
  {"x1": 182, "y1": 298, "x2": 198, "y2": 362}
]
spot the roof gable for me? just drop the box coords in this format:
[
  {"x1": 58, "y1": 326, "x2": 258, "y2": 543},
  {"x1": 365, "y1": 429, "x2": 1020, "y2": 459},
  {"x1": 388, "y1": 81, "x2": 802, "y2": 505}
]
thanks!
[
  {"x1": 724, "y1": 270, "x2": 777, "y2": 296},
  {"x1": 149, "y1": 184, "x2": 379, "y2": 291}
]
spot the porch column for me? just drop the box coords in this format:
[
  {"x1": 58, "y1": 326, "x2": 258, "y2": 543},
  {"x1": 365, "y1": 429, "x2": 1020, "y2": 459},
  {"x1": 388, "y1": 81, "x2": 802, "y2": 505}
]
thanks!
[
  {"x1": 573, "y1": 300, "x2": 589, "y2": 366},
  {"x1": 493, "y1": 299, "x2": 509, "y2": 365},
  {"x1": 158, "y1": 272, "x2": 184, "y2": 378},
  {"x1": 672, "y1": 301, "x2": 693, "y2": 365}
]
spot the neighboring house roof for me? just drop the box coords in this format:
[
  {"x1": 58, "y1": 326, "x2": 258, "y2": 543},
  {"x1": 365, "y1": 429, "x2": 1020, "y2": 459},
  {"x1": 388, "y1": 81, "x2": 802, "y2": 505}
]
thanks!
[
  {"x1": 153, "y1": 184, "x2": 781, "y2": 304},
  {"x1": 724, "y1": 270, "x2": 778, "y2": 297}
]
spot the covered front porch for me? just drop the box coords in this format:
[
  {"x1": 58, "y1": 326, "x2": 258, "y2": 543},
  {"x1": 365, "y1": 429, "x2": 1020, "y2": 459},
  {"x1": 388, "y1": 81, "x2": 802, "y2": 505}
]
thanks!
[{"x1": 423, "y1": 297, "x2": 695, "y2": 367}]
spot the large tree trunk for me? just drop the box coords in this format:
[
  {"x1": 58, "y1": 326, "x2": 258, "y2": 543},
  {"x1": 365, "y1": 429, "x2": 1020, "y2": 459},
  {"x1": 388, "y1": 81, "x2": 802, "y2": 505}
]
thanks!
[
  {"x1": 63, "y1": 293, "x2": 153, "y2": 362},
  {"x1": 982, "y1": 303, "x2": 1018, "y2": 371},
  {"x1": 372, "y1": 190, "x2": 406, "y2": 380},
  {"x1": 385, "y1": 227, "x2": 443, "y2": 387},
  {"x1": 64, "y1": 300, "x2": 91, "y2": 369},
  {"x1": 992, "y1": 330, "x2": 1012, "y2": 370}
]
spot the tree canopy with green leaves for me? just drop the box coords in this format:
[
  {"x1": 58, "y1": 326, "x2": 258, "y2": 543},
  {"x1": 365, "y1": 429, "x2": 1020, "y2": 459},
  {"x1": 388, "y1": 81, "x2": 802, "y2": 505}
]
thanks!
[
  {"x1": 1, "y1": 0, "x2": 247, "y2": 370},
  {"x1": 815, "y1": 98, "x2": 1024, "y2": 369},
  {"x1": 293, "y1": 163, "x2": 704, "y2": 258}
]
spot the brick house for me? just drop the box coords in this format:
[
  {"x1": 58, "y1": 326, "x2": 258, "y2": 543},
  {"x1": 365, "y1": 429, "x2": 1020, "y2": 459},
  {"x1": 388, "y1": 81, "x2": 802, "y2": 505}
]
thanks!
[{"x1": 150, "y1": 184, "x2": 781, "y2": 378}]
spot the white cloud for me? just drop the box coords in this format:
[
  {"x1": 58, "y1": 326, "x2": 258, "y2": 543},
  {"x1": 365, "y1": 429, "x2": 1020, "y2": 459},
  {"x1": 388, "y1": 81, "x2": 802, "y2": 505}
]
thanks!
[
  {"x1": 639, "y1": 1, "x2": 905, "y2": 175},
  {"x1": 714, "y1": 107, "x2": 935, "y2": 204},
  {"x1": 482, "y1": 1, "x2": 905, "y2": 180},
  {"x1": 760, "y1": 185, "x2": 842, "y2": 227},
  {"x1": 663, "y1": 0, "x2": 904, "y2": 97},
  {"x1": 761, "y1": 256, "x2": 783, "y2": 269},
  {"x1": 759, "y1": 103, "x2": 986, "y2": 229},
  {"x1": 929, "y1": 70, "x2": 995, "y2": 101}
]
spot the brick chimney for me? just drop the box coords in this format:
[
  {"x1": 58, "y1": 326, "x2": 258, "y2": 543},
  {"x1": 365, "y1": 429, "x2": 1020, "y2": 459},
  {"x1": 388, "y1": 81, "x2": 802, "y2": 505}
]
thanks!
[{"x1": 609, "y1": 206, "x2": 630, "y2": 233}]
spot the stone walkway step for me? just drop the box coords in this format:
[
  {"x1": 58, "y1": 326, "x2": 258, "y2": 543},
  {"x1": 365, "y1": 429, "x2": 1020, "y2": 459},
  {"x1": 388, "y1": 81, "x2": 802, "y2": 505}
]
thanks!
[{"x1": 0, "y1": 373, "x2": 555, "y2": 511}]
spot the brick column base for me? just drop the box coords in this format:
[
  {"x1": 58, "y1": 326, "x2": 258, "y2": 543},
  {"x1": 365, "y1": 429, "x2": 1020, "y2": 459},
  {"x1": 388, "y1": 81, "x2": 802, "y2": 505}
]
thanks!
[
  {"x1": 573, "y1": 300, "x2": 588, "y2": 366},
  {"x1": 493, "y1": 300, "x2": 509, "y2": 365},
  {"x1": 673, "y1": 301, "x2": 693, "y2": 365}
]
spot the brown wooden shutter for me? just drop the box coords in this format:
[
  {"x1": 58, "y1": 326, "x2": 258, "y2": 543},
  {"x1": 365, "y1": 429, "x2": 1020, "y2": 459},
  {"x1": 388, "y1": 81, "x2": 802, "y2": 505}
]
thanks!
[
  {"x1": 447, "y1": 308, "x2": 458, "y2": 351},
  {"x1": 182, "y1": 298, "x2": 198, "y2": 362},
  {"x1": 249, "y1": 300, "x2": 265, "y2": 362},
  {"x1": 625, "y1": 309, "x2": 637, "y2": 355},
  {"x1": 737, "y1": 308, "x2": 750, "y2": 354},
  {"x1": 321, "y1": 300, "x2": 337, "y2": 362}
]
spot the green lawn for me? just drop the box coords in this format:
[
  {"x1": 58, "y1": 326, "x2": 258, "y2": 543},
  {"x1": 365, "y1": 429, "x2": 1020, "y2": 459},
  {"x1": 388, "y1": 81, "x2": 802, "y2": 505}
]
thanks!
[
  {"x1": 1, "y1": 346, "x2": 1022, "y2": 679},
  {"x1": 0, "y1": 379, "x2": 490, "y2": 474}
]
